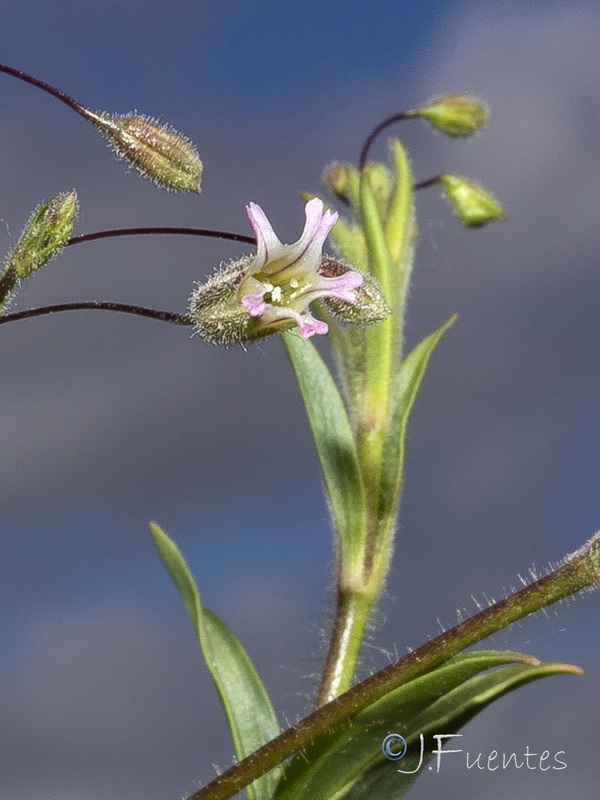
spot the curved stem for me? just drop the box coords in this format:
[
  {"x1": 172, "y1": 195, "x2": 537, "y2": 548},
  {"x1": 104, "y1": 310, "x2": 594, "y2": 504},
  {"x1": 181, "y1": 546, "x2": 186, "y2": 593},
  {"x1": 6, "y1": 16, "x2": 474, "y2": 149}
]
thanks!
[
  {"x1": 0, "y1": 301, "x2": 192, "y2": 327},
  {"x1": 67, "y1": 227, "x2": 256, "y2": 248},
  {"x1": 359, "y1": 110, "x2": 416, "y2": 170},
  {"x1": 414, "y1": 175, "x2": 442, "y2": 191},
  {"x1": 185, "y1": 531, "x2": 600, "y2": 800},
  {"x1": 0, "y1": 62, "x2": 87, "y2": 117}
]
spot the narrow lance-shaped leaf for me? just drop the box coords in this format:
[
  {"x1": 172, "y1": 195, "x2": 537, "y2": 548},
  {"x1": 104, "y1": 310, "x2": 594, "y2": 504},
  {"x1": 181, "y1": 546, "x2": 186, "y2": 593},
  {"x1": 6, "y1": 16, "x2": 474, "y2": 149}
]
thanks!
[
  {"x1": 273, "y1": 649, "x2": 537, "y2": 800},
  {"x1": 274, "y1": 653, "x2": 580, "y2": 800},
  {"x1": 379, "y1": 315, "x2": 457, "y2": 529},
  {"x1": 149, "y1": 523, "x2": 280, "y2": 800},
  {"x1": 340, "y1": 660, "x2": 581, "y2": 800},
  {"x1": 385, "y1": 138, "x2": 414, "y2": 271},
  {"x1": 356, "y1": 173, "x2": 398, "y2": 482},
  {"x1": 282, "y1": 334, "x2": 367, "y2": 571}
]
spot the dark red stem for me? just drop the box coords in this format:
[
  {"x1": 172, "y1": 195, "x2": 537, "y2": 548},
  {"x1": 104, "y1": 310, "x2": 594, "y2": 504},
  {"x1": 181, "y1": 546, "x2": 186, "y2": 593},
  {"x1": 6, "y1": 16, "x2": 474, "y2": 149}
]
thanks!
[{"x1": 0, "y1": 302, "x2": 192, "y2": 327}]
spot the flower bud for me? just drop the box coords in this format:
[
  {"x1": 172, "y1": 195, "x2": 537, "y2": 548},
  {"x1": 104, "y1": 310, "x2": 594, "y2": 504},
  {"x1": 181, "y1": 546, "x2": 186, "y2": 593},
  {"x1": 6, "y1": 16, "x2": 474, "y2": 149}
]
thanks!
[
  {"x1": 6, "y1": 190, "x2": 78, "y2": 280},
  {"x1": 415, "y1": 94, "x2": 489, "y2": 137},
  {"x1": 81, "y1": 108, "x2": 203, "y2": 193},
  {"x1": 323, "y1": 163, "x2": 360, "y2": 207},
  {"x1": 189, "y1": 260, "x2": 253, "y2": 346},
  {"x1": 319, "y1": 258, "x2": 391, "y2": 325},
  {"x1": 439, "y1": 175, "x2": 505, "y2": 228}
]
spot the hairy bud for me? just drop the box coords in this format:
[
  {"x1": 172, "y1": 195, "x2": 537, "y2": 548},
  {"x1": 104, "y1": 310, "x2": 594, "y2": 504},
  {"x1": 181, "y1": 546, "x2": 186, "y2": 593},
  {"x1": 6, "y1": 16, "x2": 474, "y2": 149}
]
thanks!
[
  {"x1": 439, "y1": 175, "x2": 505, "y2": 228},
  {"x1": 1, "y1": 190, "x2": 78, "y2": 312},
  {"x1": 81, "y1": 108, "x2": 203, "y2": 193},
  {"x1": 323, "y1": 162, "x2": 361, "y2": 208},
  {"x1": 415, "y1": 94, "x2": 489, "y2": 137},
  {"x1": 319, "y1": 258, "x2": 391, "y2": 325},
  {"x1": 189, "y1": 260, "x2": 253, "y2": 346}
]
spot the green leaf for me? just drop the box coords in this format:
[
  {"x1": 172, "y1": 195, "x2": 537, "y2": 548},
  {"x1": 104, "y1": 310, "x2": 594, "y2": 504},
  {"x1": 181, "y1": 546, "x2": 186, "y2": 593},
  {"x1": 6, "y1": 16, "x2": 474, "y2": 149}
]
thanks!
[
  {"x1": 149, "y1": 522, "x2": 281, "y2": 800},
  {"x1": 360, "y1": 170, "x2": 395, "y2": 300},
  {"x1": 340, "y1": 659, "x2": 581, "y2": 800},
  {"x1": 385, "y1": 138, "x2": 414, "y2": 267},
  {"x1": 273, "y1": 651, "x2": 579, "y2": 800},
  {"x1": 379, "y1": 315, "x2": 457, "y2": 526},
  {"x1": 330, "y1": 217, "x2": 368, "y2": 272},
  {"x1": 282, "y1": 333, "x2": 367, "y2": 570}
]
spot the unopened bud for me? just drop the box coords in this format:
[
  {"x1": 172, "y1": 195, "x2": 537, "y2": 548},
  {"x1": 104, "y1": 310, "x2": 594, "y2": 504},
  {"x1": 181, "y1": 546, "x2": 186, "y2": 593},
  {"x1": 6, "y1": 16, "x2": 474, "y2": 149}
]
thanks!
[
  {"x1": 323, "y1": 163, "x2": 360, "y2": 207},
  {"x1": 189, "y1": 260, "x2": 253, "y2": 346},
  {"x1": 6, "y1": 190, "x2": 78, "y2": 281},
  {"x1": 415, "y1": 94, "x2": 489, "y2": 137},
  {"x1": 439, "y1": 175, "x2": 505, "y2": 228},
  {"x1": 82, "y1": 108, "x2": 203, "y2": 193},
  {"x1": 319, "y1": 258, "x2": 391, "y2": 325}
]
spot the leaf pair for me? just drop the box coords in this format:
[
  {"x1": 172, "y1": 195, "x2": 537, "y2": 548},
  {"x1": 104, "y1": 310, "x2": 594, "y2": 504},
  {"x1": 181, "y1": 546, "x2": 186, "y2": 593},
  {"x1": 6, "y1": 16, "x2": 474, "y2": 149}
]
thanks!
[
  {"x1": 150, "y1": 524, "x2": 581, "y2": 800},
  {"x1": 273, "y1": 651, "x2": 577, "y2": 800}
]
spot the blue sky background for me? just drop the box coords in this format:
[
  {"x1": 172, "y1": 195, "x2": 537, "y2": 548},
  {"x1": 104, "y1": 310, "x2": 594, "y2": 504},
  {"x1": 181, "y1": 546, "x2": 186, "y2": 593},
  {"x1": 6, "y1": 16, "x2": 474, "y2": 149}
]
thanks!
[{"x1": 1, "y1": 2, "x2": 600, "y2": 798}]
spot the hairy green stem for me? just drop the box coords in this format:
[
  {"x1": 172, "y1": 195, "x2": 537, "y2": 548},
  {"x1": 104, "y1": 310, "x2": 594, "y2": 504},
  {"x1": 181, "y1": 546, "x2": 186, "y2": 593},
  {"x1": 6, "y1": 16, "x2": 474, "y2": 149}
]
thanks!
[
  {"x1": 186, "y1": 531, "x2": 600, "y2": 800},
  {"x1": 316, "y1": 148, "x2": 415, "y2": 706}
]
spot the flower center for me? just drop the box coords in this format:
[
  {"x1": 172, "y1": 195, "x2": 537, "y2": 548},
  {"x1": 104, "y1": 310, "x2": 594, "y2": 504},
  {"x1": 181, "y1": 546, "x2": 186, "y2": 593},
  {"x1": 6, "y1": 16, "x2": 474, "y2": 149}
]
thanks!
[{"x1": 260, "y1": 275, "x2": 307, "y2": 307}]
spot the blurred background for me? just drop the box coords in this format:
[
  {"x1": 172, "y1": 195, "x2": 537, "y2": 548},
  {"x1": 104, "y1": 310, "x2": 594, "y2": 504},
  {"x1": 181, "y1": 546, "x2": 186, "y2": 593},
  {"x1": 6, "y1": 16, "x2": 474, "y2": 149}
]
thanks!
[{"x1": 1, "y1": 1, "x2": 599, "y2": 798}]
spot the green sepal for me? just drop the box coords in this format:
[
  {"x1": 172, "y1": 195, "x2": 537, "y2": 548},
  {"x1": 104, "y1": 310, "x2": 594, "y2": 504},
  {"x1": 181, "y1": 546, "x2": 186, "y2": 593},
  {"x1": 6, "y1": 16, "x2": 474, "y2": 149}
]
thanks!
[
  {"x1": 282, "y1": 334, "x2": 367, "y2": 571},
  {"x1": 149, "y1": 522, "x2": 280, "y2": 800},
  {"x1": 273, "y1": 651, "x2": 579, "y2": 800}
]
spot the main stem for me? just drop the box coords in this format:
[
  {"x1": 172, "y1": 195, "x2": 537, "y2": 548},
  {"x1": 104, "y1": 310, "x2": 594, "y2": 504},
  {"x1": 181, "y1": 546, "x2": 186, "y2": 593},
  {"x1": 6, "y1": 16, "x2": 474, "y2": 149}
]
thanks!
[
  {"x1": 316, "y1": 155, "x2": 413, "y2": 707},
  {"x1": 186, "y1": 531, "x2": 600, "y2": 800},
  {"x1": 315, "y1": 587, "x2": 373, "y2": 707}
]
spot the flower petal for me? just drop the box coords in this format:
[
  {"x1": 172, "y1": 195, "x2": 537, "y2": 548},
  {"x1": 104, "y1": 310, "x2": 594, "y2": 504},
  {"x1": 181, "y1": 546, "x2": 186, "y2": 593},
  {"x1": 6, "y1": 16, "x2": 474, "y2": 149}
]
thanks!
[
  {"x1": 293, "y1": 198, "x2": 338, "y2": 268},
  {"x1": 296, "y1": 313, "x2": 329, "y2": 339},
  {"x1": 245, "y1": 201, "x2": 284, "y2": 268},
  {"x1": 241, "y1": 292, "x2": 268, "y2": 316}
]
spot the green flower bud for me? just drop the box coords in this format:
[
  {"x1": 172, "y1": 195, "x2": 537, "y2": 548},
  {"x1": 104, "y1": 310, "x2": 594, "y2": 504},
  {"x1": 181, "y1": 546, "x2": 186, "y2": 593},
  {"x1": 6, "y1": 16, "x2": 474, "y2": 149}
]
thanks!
[
  {"x1": 1, "y1": 189, "x2": 78, "y2": 305},
  {"x1": 319, "y1": 258, "x2": 391, "y2": 326},
  {"x1": 81, "y1": 109, "x2": 203, "y2": 193},
  {"x1": 439, "y1": 174, "x2": 505, "y2": 228},
  {"x1": 323, "y1": 163, "x2": 361, "y2": 207},
  {"x1": 416, "y1": 94, "x2": 489, "y2": 137},
  {"x1": 1, "y1": 190, "x2": 78, "y2": 312},
  {"x1": 9, "y1": 189, "x2": 78, "y2": 279},
  {"x1": 189, "y1": 260, "x2": 252, "y2": 347}
]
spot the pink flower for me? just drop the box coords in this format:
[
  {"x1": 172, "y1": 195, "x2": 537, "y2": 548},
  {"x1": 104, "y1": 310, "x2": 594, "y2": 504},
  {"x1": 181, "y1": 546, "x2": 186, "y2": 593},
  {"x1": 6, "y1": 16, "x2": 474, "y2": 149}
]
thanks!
[
  {"x1": 239, "y1": 198, "x2": 363, "y2": 339},
  {"x1": 189, "y1": 197, "x2": 389, "y2": 347}
]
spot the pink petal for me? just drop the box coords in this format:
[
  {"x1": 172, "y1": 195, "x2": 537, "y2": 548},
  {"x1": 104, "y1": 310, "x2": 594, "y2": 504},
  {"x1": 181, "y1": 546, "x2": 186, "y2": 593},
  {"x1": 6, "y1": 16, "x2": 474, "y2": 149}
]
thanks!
[
  {"x1": 241, "y1": 292, "x2": 268, "y2": 316},
  {"x1": 245, "y1": 202, "x2": 282, "y2": 267},
  {"x1": 297, "y1": 314, "x2": 329, "y2": 339},
  {"x1": 297, "y1": 198, "x2": 338, "y2": 255},
  {"x1": 325, "y1": 269, "x2": 363, "y2": 303}
]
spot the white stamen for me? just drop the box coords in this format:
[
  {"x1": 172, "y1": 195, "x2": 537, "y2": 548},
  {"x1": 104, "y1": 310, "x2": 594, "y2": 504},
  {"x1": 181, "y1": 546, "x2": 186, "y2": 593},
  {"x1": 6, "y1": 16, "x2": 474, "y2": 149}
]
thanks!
[{"x1": 271, "y1": 286, "x2": 283, "y2": 303}]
